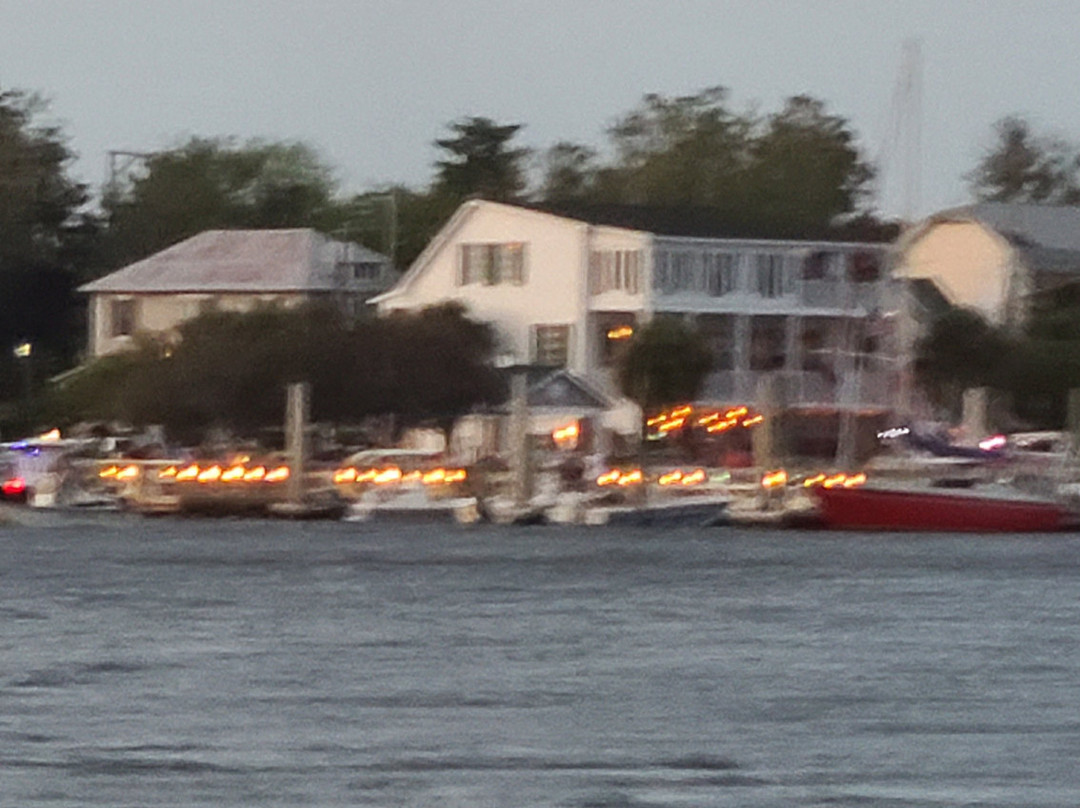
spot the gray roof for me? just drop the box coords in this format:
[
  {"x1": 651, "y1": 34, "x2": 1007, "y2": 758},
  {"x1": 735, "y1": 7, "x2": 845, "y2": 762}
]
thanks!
[
  {"x1": 934, "y1": 202, "x2": 1080, "y2": 276},
  {"x1": 80, "y1": 229, "x2": 389, "y2": 294}
]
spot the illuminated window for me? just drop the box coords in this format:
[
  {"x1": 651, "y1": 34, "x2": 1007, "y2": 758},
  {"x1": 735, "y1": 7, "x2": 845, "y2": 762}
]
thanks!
[
  {"x1": 459, "y1": 243, "x2": 527, "y2": 286},
  {"x1": 600, "y1": 321, "x2": 635, "y2": 364},
  {"x1": 534, "y1": 324, "x2": 570, "y2": 367},
  {"x1": 110, "y1": 298, "x2": 137, "y2": 337}
]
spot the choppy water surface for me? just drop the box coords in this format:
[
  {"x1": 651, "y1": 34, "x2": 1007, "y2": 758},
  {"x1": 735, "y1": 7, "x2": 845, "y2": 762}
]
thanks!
[{"x1": 3, "y1": 517, "x2": 1080, "y2": 806}]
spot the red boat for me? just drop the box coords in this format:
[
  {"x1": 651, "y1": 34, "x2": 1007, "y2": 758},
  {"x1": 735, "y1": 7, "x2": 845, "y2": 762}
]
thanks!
[{"x1": 812, "y1": 482, "x2": 1071, "y2": 532}]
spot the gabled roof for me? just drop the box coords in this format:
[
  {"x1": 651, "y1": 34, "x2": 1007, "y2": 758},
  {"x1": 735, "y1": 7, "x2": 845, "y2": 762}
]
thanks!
[
  {"x1": 527, "y1": 369, "x2": 612, "y2": 410},
  {"x1": 80, "y1": 229, "x2": 388, "y2": 294}
]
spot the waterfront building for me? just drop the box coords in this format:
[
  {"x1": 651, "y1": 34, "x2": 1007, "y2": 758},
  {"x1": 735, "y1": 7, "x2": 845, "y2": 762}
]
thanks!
[
  {"x1": 80, "y1": 229, "x2": 392, "y2": 358},
  {"x1": 374, "y1": 200, "x2": 897, "y2": 444}
]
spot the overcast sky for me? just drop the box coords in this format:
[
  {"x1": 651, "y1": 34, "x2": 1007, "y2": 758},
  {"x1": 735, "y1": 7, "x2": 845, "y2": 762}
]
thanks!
[{"x1": 5, "y1": 0, "x2": 1080, "y2": 220}]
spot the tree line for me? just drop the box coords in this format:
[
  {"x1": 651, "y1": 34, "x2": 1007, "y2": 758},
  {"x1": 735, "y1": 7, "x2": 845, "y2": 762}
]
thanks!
[{"x1": 4, "y1": 77, "x2": 1080, "y2": 435}]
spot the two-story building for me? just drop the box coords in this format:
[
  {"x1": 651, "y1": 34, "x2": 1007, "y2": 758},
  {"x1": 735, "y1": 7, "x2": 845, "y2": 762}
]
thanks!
[
  {"x1": 80, "y1": 228, "x2": 393, "y2": 358},
  {"x1": 374, "y1": 200, "x2": 897, "y2": 445}
]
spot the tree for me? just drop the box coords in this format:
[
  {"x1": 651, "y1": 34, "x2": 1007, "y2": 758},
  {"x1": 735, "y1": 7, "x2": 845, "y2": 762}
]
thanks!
[
  {"x1": 0, "y1": 90, "x2": 92, "y2": 425},
  {"x1": 432, "y1": 117, "x2": 530, "y2": 202},
  {"x1": 538, "y1": 141, "x2": 598, "y2": 203},
  {"x1": 48, "y1": 303, "x2": 504, "y2": 443},
  {"x1": 967, "y1": 116, "x2": 1080, "y2": 204},
  {"x1": 617, "y1": 317, "x2": 712, "y2": 414},
  {"x1": 101, "y1": 137, "x2": 340, "y2": 271}
]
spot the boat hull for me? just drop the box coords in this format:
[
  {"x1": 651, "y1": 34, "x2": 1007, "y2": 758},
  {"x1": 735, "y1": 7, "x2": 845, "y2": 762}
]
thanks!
[{"x1": 812, "y1": 486, "x2": 1069, "y2": 532}]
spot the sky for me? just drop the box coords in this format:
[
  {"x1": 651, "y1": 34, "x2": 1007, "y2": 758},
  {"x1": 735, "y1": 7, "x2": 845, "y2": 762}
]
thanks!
[{"x1": 5, "y1": 0, "x2": 1080, "y2": 221}]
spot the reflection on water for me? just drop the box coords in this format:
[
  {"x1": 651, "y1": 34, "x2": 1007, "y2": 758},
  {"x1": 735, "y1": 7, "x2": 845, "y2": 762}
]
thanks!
[{"x1": 3, "y1": 517, "x2": 1080, "y2": 806}]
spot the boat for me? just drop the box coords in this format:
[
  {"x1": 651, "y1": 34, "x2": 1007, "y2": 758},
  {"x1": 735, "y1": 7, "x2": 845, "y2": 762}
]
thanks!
[{"x1": 811, "y1": 480, "x2": 1072, "y2": 532}]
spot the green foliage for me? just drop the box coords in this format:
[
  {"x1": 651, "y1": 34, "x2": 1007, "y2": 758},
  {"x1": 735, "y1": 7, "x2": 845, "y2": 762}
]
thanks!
[
  {"x1": 433, "y1": 117, "x2": 530, "y2": 203},
  {"x1": 101, "y1": 137, "x2": 341, "y2": 270},
  {"x1": 617, "y1": 317, "x2": 713, "y2": 412},
  {"x1": 913, "y1": 307, "x2": 1008, "y2": 408},
  {"x1": 47, "y1": 303, "x2": 503, "y2": 442},
  {"x1": 967, "y1": 116, "x2": 1080, "y2": 204}
]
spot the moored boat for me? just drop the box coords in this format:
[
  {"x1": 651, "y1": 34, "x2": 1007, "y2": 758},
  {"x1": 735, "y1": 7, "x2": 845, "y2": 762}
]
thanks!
[{"x1": 812, "y1": 481, "x2": 1071, "y2": 532}]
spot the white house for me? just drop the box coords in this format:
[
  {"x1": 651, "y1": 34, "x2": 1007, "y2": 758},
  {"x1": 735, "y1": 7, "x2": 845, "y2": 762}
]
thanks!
[
  {"x1": 80, "y1": 228, "x2": 392, "y2": 357},
  {"x1": 374, "y1": 200, "x2": 897, "y2": 429}
]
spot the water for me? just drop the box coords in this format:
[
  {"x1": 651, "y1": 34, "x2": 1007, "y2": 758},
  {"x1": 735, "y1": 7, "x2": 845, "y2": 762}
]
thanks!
[{"x1": 3, "y1": 517, "x2": 1080, "y2": 806}]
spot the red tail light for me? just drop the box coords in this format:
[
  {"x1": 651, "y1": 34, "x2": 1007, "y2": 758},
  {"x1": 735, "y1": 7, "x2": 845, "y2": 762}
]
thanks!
[{"x1": 2, "y1": 477, "x2": 27, "y2": 496}]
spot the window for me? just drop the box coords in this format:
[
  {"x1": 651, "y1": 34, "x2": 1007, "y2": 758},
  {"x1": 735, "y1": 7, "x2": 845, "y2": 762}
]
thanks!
[
  {"x1": 348, "y1": 261, "x2": 384, "y2": 282},
  {"x1": 110, "y1": 298, "x2": 137, "y2": 337},
  {"x1": 599, "y1": 321, "x2": 635, "y2": 365},
  {"x1": 755, "y1": 254, "x2": 787, "y2": 298},
  {"x1": 705, "y1": 253, "x2": 738, "y2": 296},
  {"x1": 848, "y1": 250, "x2": 881, "y2": 282},
  {"x1": 459, "y1": 243, "x2": 526, "y2": 286},
  {"x1": 534, "y1": 325, "x2": 570, "y2": 367},
  {"x1": 589, "y1": 250, "x2": 642, "y2": 295},
  {"x1": 802, "y1": 251, "x2": 830, "y2": 280}
]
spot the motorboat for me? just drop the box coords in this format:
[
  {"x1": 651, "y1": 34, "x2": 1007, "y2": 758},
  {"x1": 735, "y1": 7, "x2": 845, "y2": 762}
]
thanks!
[{"x1": 811, "y1": 479, "x2": 1072, "y2": 532}]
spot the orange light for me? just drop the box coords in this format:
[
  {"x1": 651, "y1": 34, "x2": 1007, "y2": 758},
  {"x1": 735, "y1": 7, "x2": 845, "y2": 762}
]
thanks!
[
  {"x1": 822, "y1": 474, "x2": 848, "y2": 489},
  {"x1": 356, "y1": 468, "x2": 377, "y2": 482},
  {"x1": 742, "y1": 415, "x2": 764, "y2": 428},
  {"x1": 725, "y1": 407, "x2": 749, "y2": 419},
  {"x1": 646, "y1": 413, "x2": 668, "y2": 427},
  {"x1": 658, "y1": 470, "x2": 683, "y2": 486},
  {"x1": 265, "y1": 466, "x2": 290, "y2": 483},
  {"x1": 176, "y1": 464, "x2": 199, "y2": 481},
  {"x1": 402, "y1": 470, "x2": 422, "y2": 483},
  {"x1": 697, "y1": 412, "x2": 720, "y2": 426},
  {"x1": 761, "y1": 469, "x2": 788, "y2": 489},
  {"x1": 445, "y1": 469, "x2": 467, "y2": 483},
  {"x1": 158, "y1": 466, "x2": 178, "y2": 479},
  {"x1": 243, "y1": 466, "x2": 267, "y2": 482},
  {"x1": 802, "y1": 473, "x2": 826, "y2": 488},
  {"x1": 843, "y1": 473, "x2": 867, "y2": 488},
  {"x1": 617, "y1": 469, "x2": 643, "y2": 486},
  {"x1": 422, "y1": 468, "x2": 447, "y2": 485},
  {"x1": 373, "y1": 467, "x2": 402, "y2": 485},
  {"x1": 552, "y1": 421, "x2": 579, "y2": 447},
  {"x1": 606, "y1": 325, "x2": 634, "y2": 340},
  {"x1": 671, "y1": 405, "x2": 692, "y2": 419},
  {"x1": 597, "y1": 469, "x2": 621, "y2": 486},
  {"x1": 681, "y1": 469, "x2": 706, "y2": 485},
  {"x1": 333, "y1": 467, "x2": 358, "y2": 484},
  {"x1": 197, "y1": 465, "x2": 222, "y2": 483},
  {"x1": 658, "y1": 417, "x2": 685, "y2": 433},
  {"x1": 98, "y1": 465, "x2": 119, "y2": 478},
  {"x1": 220, "y1": 465, "x2": 245, "y2": 482},
  {"x1": 116, "y1": 465, "x2": 140, "y2": 480}
]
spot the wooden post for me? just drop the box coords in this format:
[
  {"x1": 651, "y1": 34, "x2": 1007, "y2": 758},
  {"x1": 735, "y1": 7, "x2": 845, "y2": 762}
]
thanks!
[{"x1": 285, "y1": 382, "x2": 310, "y2": 504}]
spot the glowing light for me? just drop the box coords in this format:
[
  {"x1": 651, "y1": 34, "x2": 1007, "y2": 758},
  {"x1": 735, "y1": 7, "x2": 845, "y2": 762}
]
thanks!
[
  {"x1": 658, "y1": 470, "x2": 683, "y2": 486},
  {"x1": 243, "y1": 466, "x2": 267, "y2": 482},
  {"x1": 646, "y1": 413, "x2": 668, "y2": 427},
  {"x1": 98, "y1": 465, "x2": 119, "y2": 478},
  {"x1": 822, "y1": 474, "x2": 848, "y2": 489},
  {"x1": 2, "y1": 477, "x2": 27, "y2": 496},
  {"x1": 843, "y1": 473, "x2": 867, "y2": 488},
  {"x1": 681, "y1": 469, "x2": 706, "y2": 485},
  {"x1": 617, "y1": 469, "x2": 643, "y2": 486},
  {"x1": 552, "y1": 421, "x2": 580, "y2": 447},
  {"x1": 176, "y1": 465, "x2": 199, "y2": 481},
  {"x1": 373, "y1": 467, "x2": 402, "y2": 485},
  {"x1": 697, "y1": 412, "x2": 720, "y2": 425},
  {"x1": 803, "y1": 473, "x2": 826, "y2": 488},
  {"x1": 422, "y1": 468, "x2": 446, "y2": 485},
  {"x1": 878, "y1": 427, "x2": 910, "y2": 440},
  {"x1": 706, "y1": 421, "x2": 732, "y2": 433},
  {"x1": 979, "y1": 434, "x2": 1007, "y2": 452},
  {"x1": 761, "y1": 469, "x2": 788, "y2": 489},
  {"x1": 356, "y1": 468, "x2": 377, "y2": 483},
  {"x1": 220, "y1": 465, "x2": 246, "y2": 482},
  {"x1": 197, "y1": 465, "x2": 222, "y2": 483},
  {"x1": 334, "y1": 467, "x2": 358, "y2": 484},
  {"x1": 13, "y1": 342, "x2": 31, "y2": 359},
  {"x1": 671, "y1": 406, "x2": 693, "y2": 419},
  {"x1": 38, "y1": 428, "x2": 60, "y2": 441},
  {"x1": 597, "y1": 469, "x2": 621, "y2": 486},
  {"x1": 158, "y1": 466, "x2": 178, "y2": 479},
  {"x1": 606, "y1": 325, "x2": 634, "y2": 340},
  {"x1": 657, "y1": 417, "x2": 685, "y2": 433},
  {"x1": 402, "y1": 470, "x2": 422, "y2": 483},
  {"x1": 741, "y1": 415, "x2": 764, "y2": 428},
  {"x1": 265, "y1": 466, "x2": 290, "y2": 483},
  {"x1": 116, "y1": 465, "x2": 139, "y2": 480},
  {"x1": 725, "y1": 406, "x2": 749, "y2": 419},
  {"x1": 445, "y1": 469, "x2": 467, "y2": 483}
]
